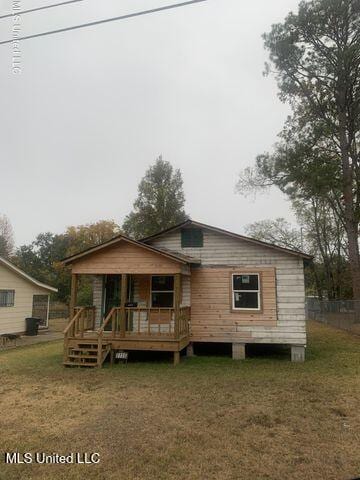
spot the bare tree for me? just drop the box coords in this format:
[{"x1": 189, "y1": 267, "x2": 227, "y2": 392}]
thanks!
[{"x1": 0, "y1": 214, "x2": 15, "y2": 258}]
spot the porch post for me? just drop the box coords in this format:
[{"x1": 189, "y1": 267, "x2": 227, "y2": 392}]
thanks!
[
  {"x1": 69, "y1": 273, "x2": 78, "y2": 320},
  {"x1": 174, "y1": 273, "x2": 181, "y2": 339},
  {"x1": 120, "y1": 274, "x2": 128, "y2": 337}
]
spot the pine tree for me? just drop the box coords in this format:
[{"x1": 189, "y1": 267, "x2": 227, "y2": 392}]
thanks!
[{"x1": 122, "y1": 156, "x2": 188, "y2": 239}]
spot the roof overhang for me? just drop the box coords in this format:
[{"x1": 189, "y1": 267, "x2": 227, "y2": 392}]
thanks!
[{"x1": 0, "y1": 257, "x2": 58, "y2": 293}]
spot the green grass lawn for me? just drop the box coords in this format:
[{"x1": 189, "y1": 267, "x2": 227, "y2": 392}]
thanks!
[{"x1": 1, "y1": 321, "x2": 360, "y2": 480}]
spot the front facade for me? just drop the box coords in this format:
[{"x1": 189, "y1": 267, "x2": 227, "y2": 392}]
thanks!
[
  {"x1": 63, "y1": 220, "x2": 310, "y2": 367},
  {"x1": 0, "y1": 257, "x2": 57, "y2": 335}
]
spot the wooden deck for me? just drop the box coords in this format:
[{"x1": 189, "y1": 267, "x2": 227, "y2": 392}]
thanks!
[{"x1": 63, "y1": 306, "x2": 191, "y2": 367}]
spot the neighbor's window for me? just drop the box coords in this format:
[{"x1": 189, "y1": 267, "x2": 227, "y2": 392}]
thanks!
[
  {"x1": 151, "y1": 276, "x2": 174, "y2": 308},
  {"x1": 0, "y1": 290, "x2": 15, "y2": 307},
  {"x1": 181, "y1": 228, "x2": 203, "y2": 248},
  {"x1": 232, "y1": 274, "x2": 260, "y2": 310}
]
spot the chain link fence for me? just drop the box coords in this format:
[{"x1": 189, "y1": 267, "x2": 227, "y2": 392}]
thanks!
[{"x1": 306, "y1": 297, "x2": 360, "y2": 334}]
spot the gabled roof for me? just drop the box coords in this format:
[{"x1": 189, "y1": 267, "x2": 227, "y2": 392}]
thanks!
[
  {"x1": 62, "y1": 234, "x2": 201, "y2": 265},
  {"x1": 0, "y1": 256, "x2": 58, "y2": 292},
  {"x1": 142, "y1": 219, "x2": 313, "y2": 260}
]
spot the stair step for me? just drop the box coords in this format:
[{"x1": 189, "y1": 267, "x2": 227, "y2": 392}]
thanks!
[
  {"x1": 70, "y1": 348, "x2": 102, "y2": 353},
  {"x1": 64, "y1": 342, "x2": 111, "y2": 368},
  {"x1": 63, "y1": 361, "x2": 98, "y2": 367},
  {"x1": 68, "y1": 353, "x2": 97, "y2": 360}
]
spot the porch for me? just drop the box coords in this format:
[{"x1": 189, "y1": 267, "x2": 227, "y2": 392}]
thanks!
[
  {"x1": 64, "y1": 302, "x2": 191, "y2": 367},
  {"x1": 61, "y1": 235, "x2": 198, "y2": 367}
]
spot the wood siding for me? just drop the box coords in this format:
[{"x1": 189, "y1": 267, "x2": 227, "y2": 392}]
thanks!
[
  {"x1": 0, "y1": 263, "x2": 50, "y2": 334},
  {"x1": 72, "y1": 241, "x2": 183, "y2": 275},
  {"x1": 191, "y1": 267, "x2": 276, "y2": 342},
  {"x1": 148, "y1": 229, "x2": 306, "y2": 346}
]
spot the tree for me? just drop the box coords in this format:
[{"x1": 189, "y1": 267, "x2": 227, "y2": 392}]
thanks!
[
  {"x1": 123, "y1": 156, "x2": 188, "y2": 239},
  {"x1": 14, "y1": 232, "x2": 71, "y2": 301},
  {"x1": 13, "y1": 220, "x2": 121, "y2": 303},
  {"x1": 65, "y1": 220, "x2": 121, "y2": 256},
  {"x1": 245, "y1": 201, "x2": 351, "y2": 299},
  {"x1": 0, "y1": 214, "x2": 15, "y2": 258},
  {"x1": 294, "y1": 198, "x2": 351, "y2": 299},
  {"x1": 237, "y1": 0, "x2": 360, "y2": 299},
  {"x1": 245, "y1": 218, "x2": 303, "y2": 251}
]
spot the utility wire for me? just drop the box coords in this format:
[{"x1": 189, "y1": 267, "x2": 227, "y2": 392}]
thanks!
[
  {"x1": 0, "y1": 0, "x2": 208, "y2": 45},
  {"x1": 0, "y1": 0, "x2": 86, "y2": 20}
]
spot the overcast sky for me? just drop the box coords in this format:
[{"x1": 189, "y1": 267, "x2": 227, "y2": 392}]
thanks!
[{"x1": 0, "y1": 0, "x2": 301, "y2": 246}]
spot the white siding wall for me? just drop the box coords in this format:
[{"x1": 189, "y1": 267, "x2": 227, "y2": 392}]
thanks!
[
  {"x1": 181, "y1": 275, "x2": 191, "y2": 307},
  {"x1": 148, "y1": 229, "x2": 306, "y2": 346},
  {"x1": 0, "y1": 263, "x2": 51, "y2": 335},
  {"x1": 92, "y1": 275, "x2": 103, "y2": 328}
]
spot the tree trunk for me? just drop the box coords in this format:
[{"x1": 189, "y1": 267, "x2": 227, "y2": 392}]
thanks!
[
  {"x1": 309, "y1": 262, "x2": 323, "y2": 300},
  {"x1": 338, "y1": 109, "x2": 360, "y2": 300},
  {"x1": 312, "y1": 200, "x2": 336, "y2": 299}
]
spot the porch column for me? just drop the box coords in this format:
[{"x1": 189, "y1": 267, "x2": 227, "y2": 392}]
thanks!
[
  {"x1": 120, "y1": 274, "x2": 128, "y2": 337},
  {"x1": 69, "y1": 273, "x2": 78, "y2": 320},
  {"x1": 174, "y1": 273, "x2": 181, "y2": 339}
]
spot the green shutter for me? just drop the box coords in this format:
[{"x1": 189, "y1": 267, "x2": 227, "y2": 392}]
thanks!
[{"x1": 181, "y1": 228, "x2": 203, "y2": 248}]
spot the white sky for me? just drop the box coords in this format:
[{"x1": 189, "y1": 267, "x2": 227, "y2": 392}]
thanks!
[{"x1": 0, "y1": 0, "x2": 300, "y2": 246}]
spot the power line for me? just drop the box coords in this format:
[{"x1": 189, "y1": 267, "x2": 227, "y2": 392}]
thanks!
[
  {"x1": 0, "y1": 0, "x2": 86, "y2": 20},
  {"x1": 0, "y1": 0, "x2": 208, "y2": 46}
]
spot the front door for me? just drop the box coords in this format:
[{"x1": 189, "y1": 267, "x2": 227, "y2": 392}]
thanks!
[{"x1": 103, "y1": 275, "x2": 121, "y2": 330}]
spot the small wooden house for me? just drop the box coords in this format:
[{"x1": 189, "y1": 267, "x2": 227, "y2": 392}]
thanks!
[
  {"x1": 62, "y1": 220, "x2": 310, "y2": 367},
  {"x1": 0, "y1": 256, "x2": 57, "y2": 335}
]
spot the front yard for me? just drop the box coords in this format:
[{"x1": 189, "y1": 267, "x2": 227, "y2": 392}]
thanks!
[{"x1": 1, "y1": 322, "x2": 360, "y2": 480}]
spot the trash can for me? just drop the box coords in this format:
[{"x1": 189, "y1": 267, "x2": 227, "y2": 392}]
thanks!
[{"x1": 25, "y1": 317, "x2": 41, "y2": 336}]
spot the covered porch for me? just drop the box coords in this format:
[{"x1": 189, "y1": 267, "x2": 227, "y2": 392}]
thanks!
[{"x1": 62, "y1": 235, "x2": 198, "y2": 367}]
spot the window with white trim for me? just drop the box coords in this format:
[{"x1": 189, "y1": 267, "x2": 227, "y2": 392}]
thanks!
[
  {"x1": 151, "y1": 276, "x2": 174, "y2": 308},
  {"x1": 0, "y1": 290, "x2": 15, "y2": 307},
  {"x1": 232, "y1": 274, "x2": 260, "y2": 310}
]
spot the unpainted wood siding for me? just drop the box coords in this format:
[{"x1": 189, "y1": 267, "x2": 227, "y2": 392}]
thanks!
[
  {"x1": 0, "y1": 263, "x2": 50, "y2": 334},
  {"x1": 131, "y1": 274, "x2": 190, "y2": 308},
  {"x1": 148, "y1": 229, "x2": 306, "y2": 345},
  {"x1": 191, "y1": 267, "x2": 276, "y2": 342},
  {"x1": 72, "y1": 242, "x2": 183, "y2": 275}
]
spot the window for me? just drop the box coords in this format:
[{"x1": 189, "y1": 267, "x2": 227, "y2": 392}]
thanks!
[
  {"x1": 151, "y1": 276, "x2": 174, "y2": 308},
  {"x1": 232, "y1": 274, "x2": 260, "y2": 310},
  {"x1": 0, "y1": 290, "x2": 15, "y2": 307},
  {"x1": 181, "y1": 228, "x2": 203, "y2": 248}
]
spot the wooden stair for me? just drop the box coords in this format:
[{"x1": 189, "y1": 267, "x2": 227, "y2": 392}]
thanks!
[{"x1": 64, "y1": 340, "x2": 111, "y2": 368}]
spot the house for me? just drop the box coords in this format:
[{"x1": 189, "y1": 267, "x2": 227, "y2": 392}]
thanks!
[
  {"x1": 62, "y1": 220, "x2": 311, "y2": 367},
  {"x1": 0, "y1": 256, "x2": 57, "y2": 335}
]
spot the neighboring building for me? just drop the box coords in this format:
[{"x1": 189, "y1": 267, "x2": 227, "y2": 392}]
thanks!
[
  {"x1": 62, "y1": 220, "x2": 311, "y2": 367},
  {"x1": 0, "y1": 256, "x2": 57, "y2": 335}
]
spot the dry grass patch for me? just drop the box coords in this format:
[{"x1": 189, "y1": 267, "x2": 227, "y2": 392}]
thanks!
[{"x1": 0, "y1": 322, "x2": 360, "y2": 480}]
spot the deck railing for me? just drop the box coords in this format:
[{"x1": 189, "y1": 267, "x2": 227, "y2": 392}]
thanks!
[
  {"x1": 63, "y1": 306, "x2": 96, "y2": 361},
  {"x1": 178, "y1": 306, "x2": 191, "y2": 337},
  {"x1": 96, "y1": 306, "x2": 190, "y2": 339},
  {"x1": 66, "y1": 305, "x2": 190, "y2": 341},
  {"x1": 64, "y1": 306, "x2": 96, "y2": 338}
]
